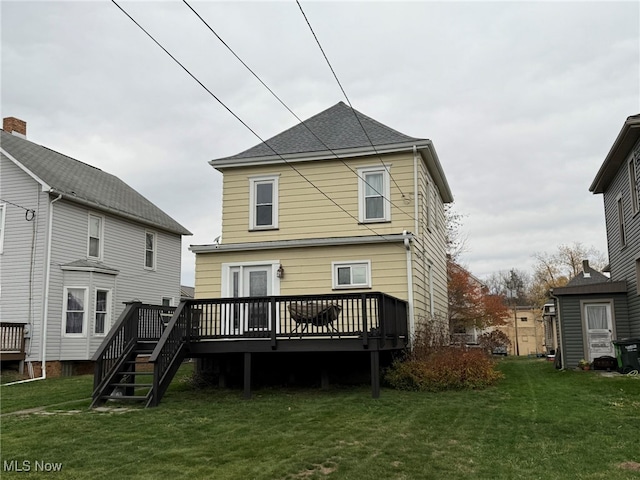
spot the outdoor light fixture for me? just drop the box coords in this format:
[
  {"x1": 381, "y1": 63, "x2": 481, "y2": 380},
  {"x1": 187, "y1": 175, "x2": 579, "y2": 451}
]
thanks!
[{"x1": 277, "y1": 264, "x2": 284, "y2": 278}]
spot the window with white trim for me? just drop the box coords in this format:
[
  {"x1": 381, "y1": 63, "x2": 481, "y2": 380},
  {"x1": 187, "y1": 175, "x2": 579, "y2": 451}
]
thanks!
[
  {"x1": 629, "y1": 158, "x2": 639, "y2": 215},
  {"x1": 94, "y1": 289, "x2": 110, "y2": 335},
  {"x1": 249, "y1": 176, "x2": 279, "y2": 230},
  {"x1": 0, "y1": 204, "x2": 5, "y2": 254},
  {"x1": 358, "y1": 167, "x2": 390, "y2": 222},
  {"x1": 617, "y1": 196, "x2": 626, "y2": 248},
  {"x1": 88, "y1": 214, "x2": 103, "y2": 259},
  {"x1": 332, "y1": 261, "x2": 371, "y2": 289},
  {"x1": 64, "y1": 287, "x2": 87, "y2": 336},
  {"x1": 145, "y1": 231, "x2": 156, "y2": 270}
]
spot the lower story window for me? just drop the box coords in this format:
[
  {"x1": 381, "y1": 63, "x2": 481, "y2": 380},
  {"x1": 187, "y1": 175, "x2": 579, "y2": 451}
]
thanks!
[
  {"x1": 95, "y1": 289, "x2": 110, "y2": 335},
  {"x1": 64, "y1": 287, "x2": 87, "y2": 335},
  {"x1": 332, "y1": 261, "x2": 371, "y2": 289}
]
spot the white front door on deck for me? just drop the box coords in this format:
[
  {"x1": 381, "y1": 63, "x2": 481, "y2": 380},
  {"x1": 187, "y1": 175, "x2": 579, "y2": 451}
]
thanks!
[{"x1": 584, "y1": 303, "x2": 615, "y2": 362}]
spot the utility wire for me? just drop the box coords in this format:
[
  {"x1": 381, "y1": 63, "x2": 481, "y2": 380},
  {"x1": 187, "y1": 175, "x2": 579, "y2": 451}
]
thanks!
[
  {"x1": 0, "y1": 198, "x2": 36, "y2": 221},
  {"x1": 182, "y1": 0, "x2": 416, "y2": 222},
  {"x1": 111, "y1": 0, "x2": 408, "y2": 247},
  {"x1": 295, "y1": 0, "x2": 407, "y2": 198}
]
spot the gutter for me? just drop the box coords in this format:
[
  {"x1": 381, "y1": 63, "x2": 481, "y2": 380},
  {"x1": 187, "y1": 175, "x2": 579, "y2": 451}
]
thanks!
[
  {"x1": 190, "y1": 233, "x2": 410, "y2": 254},
  {"x1": 6, "y1": 193, "x2": 62, "y2": 385}
]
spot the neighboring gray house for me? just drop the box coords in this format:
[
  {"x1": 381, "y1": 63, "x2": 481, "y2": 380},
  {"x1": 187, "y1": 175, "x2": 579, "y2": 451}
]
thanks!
[
  {"x1": 552, "y1": 114, "x2": 640, "y2": 370},
  {"x1": 0, "y1": 118, "x2": 191, "y2": 376}
]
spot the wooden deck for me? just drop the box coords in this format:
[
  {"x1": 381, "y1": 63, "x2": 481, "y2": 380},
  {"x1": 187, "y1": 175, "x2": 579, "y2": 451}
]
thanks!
[{"x1": 92, "y1": 293, "x2": 409, "y2": 407}]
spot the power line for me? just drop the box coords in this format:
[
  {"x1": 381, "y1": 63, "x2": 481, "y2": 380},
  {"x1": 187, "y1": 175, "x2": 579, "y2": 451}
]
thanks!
[
  {"x1": 0, "y1": 198, "x2": 36, "y2": 221},
  {"x1": 295, "y1": 0, "x2": 407, "y2": 198},
  {"x1": 111, "y1": 0, "x2": 408, "y2": 248},
  {"x1": 182, "y1": 0, "x2": 416, "y2": 222}
]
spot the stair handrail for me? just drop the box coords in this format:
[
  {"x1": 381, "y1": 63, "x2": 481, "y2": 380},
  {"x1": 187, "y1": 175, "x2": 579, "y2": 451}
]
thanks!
[
  {"x1": 148, "y1": 300, "x2": 190, "y2": 406},
  {"x1": 92, "y1": 301, "x2": 142, "y2": 396}
]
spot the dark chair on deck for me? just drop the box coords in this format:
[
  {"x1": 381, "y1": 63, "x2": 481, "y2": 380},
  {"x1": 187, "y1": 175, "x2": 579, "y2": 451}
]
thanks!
[{"x1": 289, "y1": 302, "x2": 341, "y2": 333}]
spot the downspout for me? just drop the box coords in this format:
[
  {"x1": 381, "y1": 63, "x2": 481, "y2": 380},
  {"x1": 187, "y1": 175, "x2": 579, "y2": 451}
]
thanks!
[
  {"x1": 550, "y1": 291, "x2": 565, "y2": 370},
  {"x1": 413, "y1": 146, "x2": 419, "y2": 236},
  {"x1": 414, "y1": 146, "x2": 428, "y2": 318},
  {"x1": 6, "y1": 192, "x2": 62, "y2": 385},
  {"x1": 403, "y1": 230, "x2": 415, "y2": 342}
]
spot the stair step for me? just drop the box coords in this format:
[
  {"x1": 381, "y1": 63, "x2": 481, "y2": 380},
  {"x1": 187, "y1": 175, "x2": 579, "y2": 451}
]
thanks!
[
  {"x1": 114, "y1": 371, "x2": 152, "y2": 376},
  {"x1": 101, "y1": 395, "x2": 149, "y2": 401},
  {"x1": 109, "y1": 383, "x2": 153, "y2": 388}
]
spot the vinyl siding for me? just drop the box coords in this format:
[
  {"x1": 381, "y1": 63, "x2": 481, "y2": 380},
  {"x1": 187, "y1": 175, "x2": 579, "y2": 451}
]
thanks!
[
  {"x1": 45, "y1": 200, "x2": 183, "y2": 360},
  {"x1": 558, "y1": 294, "x2": 628, "y2": 369},
  {"x1": 220, "y1": 153, "x2": 417, "y2": 243},
  {"x1": 212, "y1": 150, "x2": 449, "y2": 325},
  {"x1": 602, "y1": 138, "x2": 640, "y2": 337},
  {"x1": 0, "y1": 156, "x2": 48, "y2": 361},
  {"x1": 195, "y1": 242, "x2": 408, "y2": 301}
]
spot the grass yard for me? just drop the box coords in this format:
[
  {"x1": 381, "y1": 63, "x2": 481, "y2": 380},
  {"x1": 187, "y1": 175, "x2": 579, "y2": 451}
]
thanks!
[{"x1": 1, "y1": 358, "x2": 639, "y2": 479}]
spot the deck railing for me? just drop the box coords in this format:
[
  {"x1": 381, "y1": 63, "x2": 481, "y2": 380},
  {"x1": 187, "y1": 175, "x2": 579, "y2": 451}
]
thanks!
[
  {"x1": 0, "y1": 323, "x2": 27, "y2": 361},
  {"x1": 184, "y1": 292, "x2": 408, "y2": 347}
]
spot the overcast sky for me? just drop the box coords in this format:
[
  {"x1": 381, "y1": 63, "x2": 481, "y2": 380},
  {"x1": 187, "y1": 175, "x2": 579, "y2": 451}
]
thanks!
[{"x1": 2, "y1": 1, "x2": 638, "y2": 286}]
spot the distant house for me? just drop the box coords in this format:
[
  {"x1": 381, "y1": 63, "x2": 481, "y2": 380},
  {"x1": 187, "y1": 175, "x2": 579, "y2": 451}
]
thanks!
[
  {"x1": 550, "y1": 114, "x2": 640, "y2": 369},
  {"x1": 493, "y1": 306, "x2": 544, "y2": 357},
  {"x1": 91, "y1": 102, "x2": 454, "y2": 407},
  {"x1": 0, "y1": 118, "x2": 191, "y2": 377}
]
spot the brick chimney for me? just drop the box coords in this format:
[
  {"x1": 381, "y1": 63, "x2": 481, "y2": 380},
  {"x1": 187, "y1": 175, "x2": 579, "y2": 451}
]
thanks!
[{"x1": 3, "y1": 117, "x2": 27, "y2": 138}]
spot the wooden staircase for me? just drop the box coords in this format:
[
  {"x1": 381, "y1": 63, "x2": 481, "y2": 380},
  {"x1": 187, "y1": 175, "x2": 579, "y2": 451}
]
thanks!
[{"x1": 91, "y1": 302, "x2": 189, "y2": 408}]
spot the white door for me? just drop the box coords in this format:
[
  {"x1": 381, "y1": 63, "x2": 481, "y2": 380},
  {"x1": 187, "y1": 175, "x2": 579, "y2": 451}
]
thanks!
[
  {"x1": 584, "y1": 303, "x2": 614, "y2": 361},
  {"x1": 225, "y1": 265, "x2": 273, "y2": 334},
  {"x1": 243, "y1": 266, "x2": 271, "y2": 331}
]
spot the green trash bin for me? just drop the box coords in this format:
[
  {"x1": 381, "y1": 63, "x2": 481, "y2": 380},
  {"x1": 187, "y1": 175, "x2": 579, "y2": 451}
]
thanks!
[{"x1": 612, "y1": 338, "x2": 640, "y2": 373}]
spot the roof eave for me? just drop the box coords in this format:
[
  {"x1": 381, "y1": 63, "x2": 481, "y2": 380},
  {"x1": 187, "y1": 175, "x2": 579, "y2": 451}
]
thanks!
[
  {"x1": 590, "y1": 115, "x2": 640, "y2": 194},
  {"x1": 208, "y1": 140, "x2": 431, "y2": 170},
  {"x1": 420, "y1": 141, "x2": 454, "y2": 204}
]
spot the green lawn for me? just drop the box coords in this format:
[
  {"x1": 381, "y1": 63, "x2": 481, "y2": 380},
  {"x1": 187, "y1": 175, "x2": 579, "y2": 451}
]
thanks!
[{"x1": 1, "y1": 358, "x2": 639, "y2": 479}]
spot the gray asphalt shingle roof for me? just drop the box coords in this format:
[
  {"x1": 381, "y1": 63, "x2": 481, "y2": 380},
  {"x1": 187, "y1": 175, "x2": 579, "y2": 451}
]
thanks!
[
  {"x1": 565, "y1": 266, "x2": 610, "y2": 287},
  {"x1": 214, "y1": 101, "x2": 425, "y2": 162},
  {"x1": 1, "y1": 130, "x2": 191, "y2": 235}
]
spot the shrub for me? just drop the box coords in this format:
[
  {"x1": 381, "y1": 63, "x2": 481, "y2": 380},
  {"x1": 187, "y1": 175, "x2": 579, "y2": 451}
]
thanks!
[
  {"x1": 386, "y1": 347, "x2": 503, "y2": 391},
  {"x1": 478, "y1": 330, "x2": 511, "y2": 354},
  {"x1": 385, "y1": 321, "x2": 503, "y2": 391}
]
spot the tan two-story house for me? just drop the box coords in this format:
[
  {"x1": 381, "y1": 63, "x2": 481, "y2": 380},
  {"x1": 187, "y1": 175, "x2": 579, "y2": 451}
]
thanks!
[{"x1": 193, "y1": 102, "x2": 452, "y2": 332}]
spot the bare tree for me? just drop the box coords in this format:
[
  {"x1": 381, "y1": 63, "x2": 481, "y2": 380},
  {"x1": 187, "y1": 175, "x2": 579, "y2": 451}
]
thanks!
[{"x1": 530, "y1": 242, "x2": 607, "y2": 307}]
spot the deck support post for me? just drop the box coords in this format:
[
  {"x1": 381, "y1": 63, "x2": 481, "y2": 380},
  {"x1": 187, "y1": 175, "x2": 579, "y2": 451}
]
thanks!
[
  {"x1": 321, "y1": 368, "x2": 329, "y2": 390},
  {"x1": 243, "y1": 352, "x2": 252, "y2": 399},
  {"x1": 370, "y1": 350, "x2": 380, "y2": 398}
]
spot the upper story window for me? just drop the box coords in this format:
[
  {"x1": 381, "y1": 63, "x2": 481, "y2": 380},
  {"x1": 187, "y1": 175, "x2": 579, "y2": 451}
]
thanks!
[
  {"x1": 0, "y1": 204, "x2": 5, "y2": 254},
  {"x1": 629, "y1": 157, "x2": 639, "y2": 215},
  {"x1": 145, "y1": 231, "x2": 156, "y2": 270},
  {"x1": 617, "y1": 195, "x2": 626, "y2": 248},
  {"x1": 88, "y1": 214, "x2": 103, "y2": 259},
  {"x1": 64, "y1": 287, "x2": 87, "y2": 336},
  {"x1": 332, "y1": 260, "x2": 371, "y2": 289},
  {"x1": 249, "y1": 175, "x2": 279, "y2": 230},
  {"x1": 358, "y1": 166, "x2": 391, "y2": 223}
]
